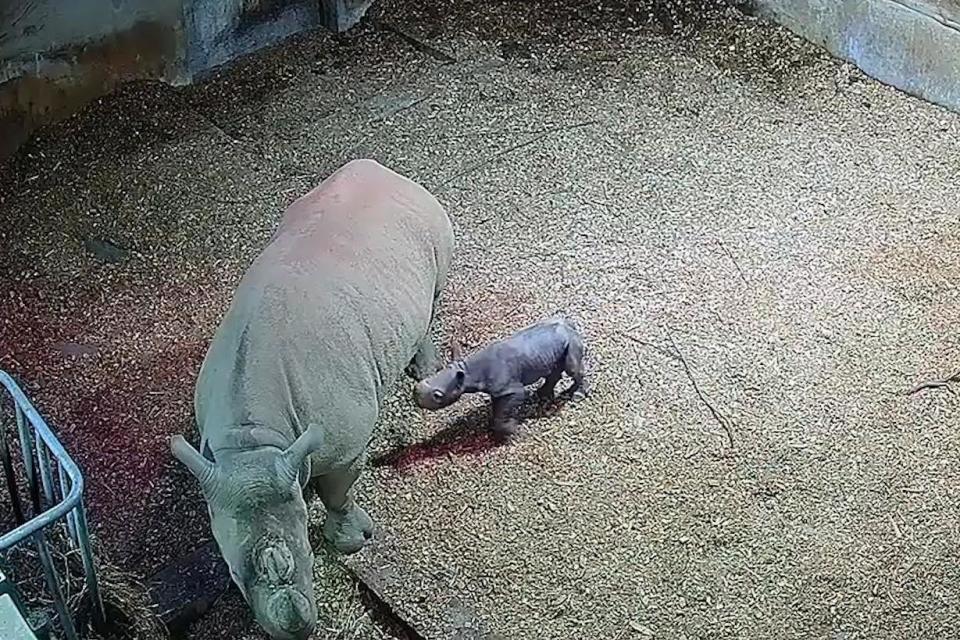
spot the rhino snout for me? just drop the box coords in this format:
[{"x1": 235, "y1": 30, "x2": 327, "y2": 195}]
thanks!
[
  {"x1": 259, "y1": 588, "x2": 316, "y2": 640},
  {"x1": 416, "y1": 380, "x2": 458, "y2": 410},
  {"x1": 414, "y1": 380, "x2": 441, "y2": 409}
]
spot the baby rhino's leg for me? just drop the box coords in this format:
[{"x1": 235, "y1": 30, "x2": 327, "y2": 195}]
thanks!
[
  {"x1": 563, "y1": 332, "x2": 588, "y2": 399},
  {"x1": 537, "y1": 366, "x2": 564, "y2": 402},
  {"x1": 490, "y1": 387, "x2": 526, "y2": 439}
]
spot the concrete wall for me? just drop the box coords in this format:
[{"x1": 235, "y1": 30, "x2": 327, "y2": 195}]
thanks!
[
  {"x1": 182, "y1": 0, "x2": 320, "y2": 78},
  {"x1": 7, "y1": 1, "x2": 959, "y2": 162},
  {"x1": 0, "y1": 0, "x2": 374, "y2": 159},
  {"x1": 755, "y1": 0, "x2": 960, "y2": 112},
  {"x1": 0, "y1": 0, "x2": 185, "y2": 156}
]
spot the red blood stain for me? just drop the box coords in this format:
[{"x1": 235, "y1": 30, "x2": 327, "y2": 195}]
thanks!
[
  {"x1": 373, "y1": 428, "x2": 504, "y2": 472},
  {"x1": 0, "y1": 277, "x2": 216, "y2": 565},
  {"x1": 68, "y1": 340, "x2": 206, "y2": 518}
]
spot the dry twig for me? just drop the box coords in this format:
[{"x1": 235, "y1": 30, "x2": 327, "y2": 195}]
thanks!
[
  {"x1": 619, "y1": 330, "x2": 678, "y2": 362},
  {"x1": 663, "y1": 327, "x2": 735, "y2": 448},
  {"x1": 369, "y1": 95, "x2": 429, "y2": 123},
  {"x1": 376, "y1": 20, "x2": 457, "y2": 63},
  {"x1": 905, "y1": 369, "x2": 960, "y2": 396},
  {"x1": 717, "y1": 238, "x2": 748, "y2": 285},
  {"x1": 437, "y1": 120, "x2": 599, "y2": 190}
]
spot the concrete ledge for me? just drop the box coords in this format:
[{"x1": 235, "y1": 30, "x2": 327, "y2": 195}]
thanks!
[
  {"x1": 0, "y1": 594, "x2": 37, "y2": 640},
  {"x1": 755, "y1": 0, "x2": 960, "y2": 112},
  {"x1": 345, "y1": 533, "x2": 503, "y2": 640}
]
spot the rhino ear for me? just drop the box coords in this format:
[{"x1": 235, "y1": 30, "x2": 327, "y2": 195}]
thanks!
[
  {"x1": 279, "y1": 423, "x2": 324, "y2": 481},
  {"x1": 171, "y1": 435, "x2": 217, "y2": 491}
]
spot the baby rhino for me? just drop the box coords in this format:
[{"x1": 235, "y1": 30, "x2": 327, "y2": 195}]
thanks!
[{"x1": 414, "y1": 316, "x2": 588, "y2": 437}]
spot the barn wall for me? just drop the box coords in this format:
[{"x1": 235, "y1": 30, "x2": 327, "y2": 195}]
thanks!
[
  {"x1": 6, "y1": 0, "x2": 958, "y2": 162},
  {"x1": 0, "y1": 0, "x2": 374, "y2": 159},
  {"x1": 755, "y1": 0, "x2": 960, "y2": 112}
]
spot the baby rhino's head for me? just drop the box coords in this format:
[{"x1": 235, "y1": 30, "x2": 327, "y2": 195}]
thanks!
[{"x1": 414, "y1": 362, "x2": 466, "y2": 410}]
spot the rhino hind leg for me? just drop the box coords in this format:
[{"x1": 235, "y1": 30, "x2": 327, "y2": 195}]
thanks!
[
  {"x1": 405, "y1": 335, "x2": 440, "y2": 380},
  {"x1": 405, "y1": 296, "x2": 443, "y2": 380},
  {"x1": 314, "y1": 457, "x2": 374, "y2": 555},
  {"x1": 537, "y1": 366, "x2": 564, "y2": 402},
  {"x1": 563, "y1": 335, "x2": 588, "y2": 400}
]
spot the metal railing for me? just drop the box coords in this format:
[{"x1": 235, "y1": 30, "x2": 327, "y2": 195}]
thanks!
[{"x1": 0, "y1": 370, "x2": 105, "y2": 640}]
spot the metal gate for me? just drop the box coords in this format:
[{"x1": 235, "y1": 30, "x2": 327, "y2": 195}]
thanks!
[{"x1": 0, "y1": 370, "x2": 105, "y2": 640}]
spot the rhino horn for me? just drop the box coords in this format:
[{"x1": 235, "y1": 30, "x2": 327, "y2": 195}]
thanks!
[
  {"x1": 170, "y1": 435, "x2": 217, "y2": 491},
  {"x1": 279, "y1": 423, "x2": 323, "y2": 481}
]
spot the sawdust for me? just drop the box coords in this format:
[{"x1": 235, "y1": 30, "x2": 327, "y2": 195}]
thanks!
[{"x1": 2, "y1": 0, "x2": 960, "y2": 639}]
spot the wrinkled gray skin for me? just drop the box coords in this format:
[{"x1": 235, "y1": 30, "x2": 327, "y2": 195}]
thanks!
[
  {"x1": 414, "y1": 317, "x2": 588, "y2": 437},
  {"x1": 170, "y1": 159, "x2": 453, "y2": 640}
]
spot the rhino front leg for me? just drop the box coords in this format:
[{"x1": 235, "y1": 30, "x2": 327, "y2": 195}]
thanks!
[
  {"x1": 490, "y1": 387, "x2": 526, "y2": 440},
  {"x1": 314, "y1": 456, "x2": 374, "y2": 555}
]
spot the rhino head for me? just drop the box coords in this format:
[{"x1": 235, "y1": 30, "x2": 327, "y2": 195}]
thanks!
[
  {"x1": 171, "y1": 426, "x2": 322, "y2": 640},
  {"x1": 414, "y1": 360, "x2": 467, "y2": 410}
]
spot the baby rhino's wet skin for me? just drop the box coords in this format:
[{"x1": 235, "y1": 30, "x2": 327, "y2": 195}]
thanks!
[{"x1": 415, "y1": 316, "x2": 589, "y2": 437}]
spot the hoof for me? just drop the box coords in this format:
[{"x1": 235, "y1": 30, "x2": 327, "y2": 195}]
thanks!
[
  {"x1": 568, "y1": 382, "x2": 589, "y2": 402},
  {"x1": 490, "y1": 420, "x2": 519, "y2": 442},
  {"x1": 540, "y1": 401, "x2": 561, "y2": 417},
  {"x1": 323, "y1": 505, "x2": 374, "y2": 555},
  {"x1": 406, "y1": 340, "x2": 441, "y2": 381},
  {"x1": 536, "y1": 387, "x2": 555, "y2": 403}
]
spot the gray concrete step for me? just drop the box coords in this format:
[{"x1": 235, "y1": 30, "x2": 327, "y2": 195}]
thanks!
[{"x1": 0, "y1": 593, "x2": 39, "y2": 640}]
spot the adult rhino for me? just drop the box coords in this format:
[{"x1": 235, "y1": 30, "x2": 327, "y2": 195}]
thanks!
[{"x1": 170, "y1": 159, "x2": 453, "y2": 640}]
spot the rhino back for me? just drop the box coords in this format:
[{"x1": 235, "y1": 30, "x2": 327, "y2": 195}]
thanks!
[{"x1": 196, "y1": 160, "x2": 453, "y2": 470}]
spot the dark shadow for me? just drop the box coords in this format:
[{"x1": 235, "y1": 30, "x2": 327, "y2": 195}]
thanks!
[
  {"x1": 129, "y1": 451, "x2": 214, "y2": 575},
  {"x1": 371, "y1": 389, "x2": 578, "y2": 472},
  {"x1": 371, "y1": 404, "x2": 502, "y2": 472},
  {"x1": 181, "y1": 586, "x2": 265, "y2": 640},
  {"x1": 146, "y1": 540, "x2": 232, "y2": 635},
  {"x1": 357, "y1": 582, "x2": 423, "y2": 640}
]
